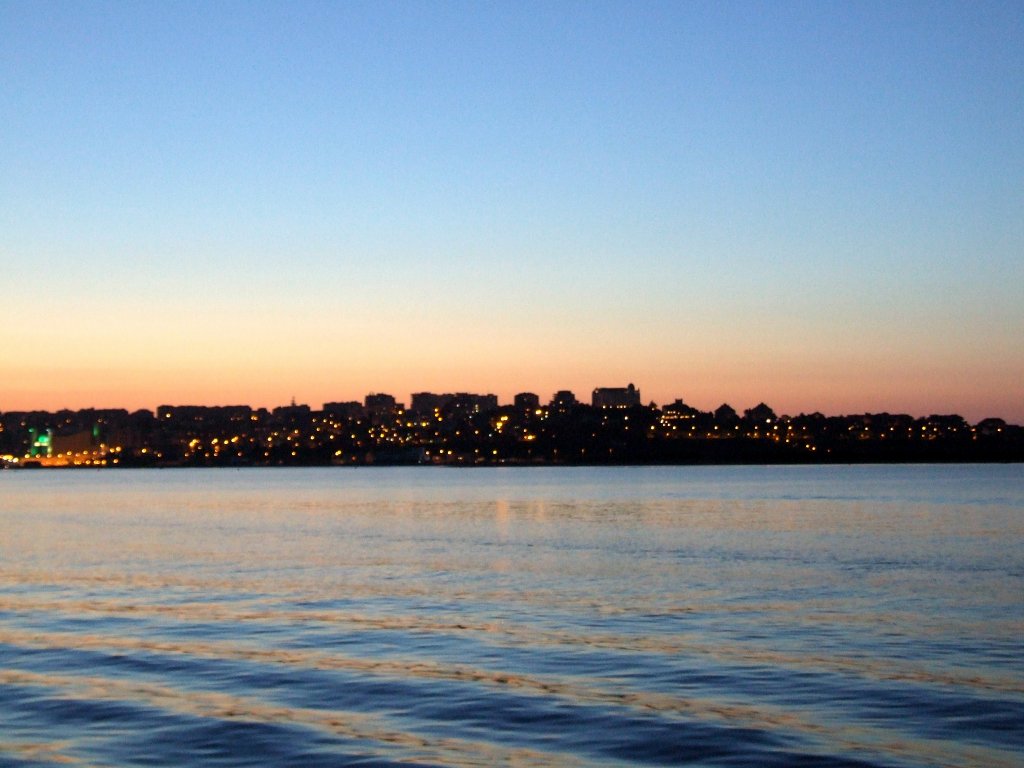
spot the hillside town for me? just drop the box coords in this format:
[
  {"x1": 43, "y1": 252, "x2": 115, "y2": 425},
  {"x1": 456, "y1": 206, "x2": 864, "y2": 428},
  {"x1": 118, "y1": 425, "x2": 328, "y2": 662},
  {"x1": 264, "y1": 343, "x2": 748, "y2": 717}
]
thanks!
[{"x1": 2, "y1": 385, "x2": 1021, "y2": 468}]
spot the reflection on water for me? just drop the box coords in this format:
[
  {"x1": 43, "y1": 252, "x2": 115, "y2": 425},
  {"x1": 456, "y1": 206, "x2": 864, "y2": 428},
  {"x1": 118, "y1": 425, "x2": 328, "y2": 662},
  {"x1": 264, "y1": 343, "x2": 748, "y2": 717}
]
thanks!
[{"x1": 0, "y1": 465, "x2": 1022, "y2": 767}]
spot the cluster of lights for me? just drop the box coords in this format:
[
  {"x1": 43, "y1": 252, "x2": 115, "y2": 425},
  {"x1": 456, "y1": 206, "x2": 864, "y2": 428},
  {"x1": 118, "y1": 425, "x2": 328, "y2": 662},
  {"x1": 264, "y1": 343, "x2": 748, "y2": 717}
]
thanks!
[{"x1": 2, "y1": 402, "x2": 1013, "y2": 470}]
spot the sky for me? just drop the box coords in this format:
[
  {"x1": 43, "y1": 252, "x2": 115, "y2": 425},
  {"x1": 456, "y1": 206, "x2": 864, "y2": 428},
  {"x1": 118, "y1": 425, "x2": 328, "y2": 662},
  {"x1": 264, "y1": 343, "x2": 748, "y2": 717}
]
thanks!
[{"x1": 2, "y1": 1, "x2": 1022, "y2": 421}]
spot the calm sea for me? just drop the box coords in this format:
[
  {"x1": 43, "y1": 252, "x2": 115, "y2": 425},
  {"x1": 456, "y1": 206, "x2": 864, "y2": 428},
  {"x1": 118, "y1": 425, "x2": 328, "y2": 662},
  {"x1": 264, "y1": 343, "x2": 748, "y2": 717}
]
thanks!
[{"x1": 0, "y1": 465, "x2": 1021, "y2": 767}]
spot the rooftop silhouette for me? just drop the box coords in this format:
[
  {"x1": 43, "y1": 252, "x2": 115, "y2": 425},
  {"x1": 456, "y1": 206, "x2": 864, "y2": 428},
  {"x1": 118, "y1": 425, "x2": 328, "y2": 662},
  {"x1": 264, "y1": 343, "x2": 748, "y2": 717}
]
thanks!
[{"x1": 2, "y1": 386, "x2": 1021, "y2": 468}]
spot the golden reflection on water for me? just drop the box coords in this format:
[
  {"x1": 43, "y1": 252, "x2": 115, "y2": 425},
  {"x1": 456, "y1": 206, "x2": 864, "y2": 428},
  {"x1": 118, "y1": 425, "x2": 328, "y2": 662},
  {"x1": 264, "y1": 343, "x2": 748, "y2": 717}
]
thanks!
[
  {"x1": 0, "y1": 740, "x2": 80, "y2": 765},
  {"x1": 0, "y1": 591, "x2": 1020, "y2": 698},
  {"x1": 1, "y1": 468, "x2": 1022, "y2": 767},
  {"x1": 2, "y1": 647, "x2": 1019, "y2": 768},
  {"x1": 0, "y1": 669, "x2": 580, "y2": 768}
]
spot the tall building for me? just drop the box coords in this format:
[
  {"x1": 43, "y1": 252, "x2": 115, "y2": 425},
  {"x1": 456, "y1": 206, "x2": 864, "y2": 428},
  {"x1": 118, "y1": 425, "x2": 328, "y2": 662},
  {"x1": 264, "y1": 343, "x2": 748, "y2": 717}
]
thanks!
[
  {"x1": 550, "y1": 390, "x2": 579, "y2": 415},
  {"x1": 514, "y1": 392, "x2": 540, "y2": 412},
  {"x1": 411, "y1": 392, "x2": 497, "y2": 417},
  {"x1": 450, "y1": 393, "x2": 498, "y2": 416},
  {"x1": 365, "y1": 393, "x2": 402, "y2": 423},
  {"x1": 323, "y1": 401, "x2": 365, "y2": 419},
  {"x1": 592, "y1": 384, "x2": 640, "y2": 409},
  {"x1": 410, "y1": 392, "x2": 454, "y2": 416}
]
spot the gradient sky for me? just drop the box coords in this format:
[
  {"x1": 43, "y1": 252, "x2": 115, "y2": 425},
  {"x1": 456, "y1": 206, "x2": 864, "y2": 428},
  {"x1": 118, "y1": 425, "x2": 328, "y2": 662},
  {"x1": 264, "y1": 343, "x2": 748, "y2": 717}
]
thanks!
[{"x1": 2, "y1": 1, "x2": 1022, "y2": 421}]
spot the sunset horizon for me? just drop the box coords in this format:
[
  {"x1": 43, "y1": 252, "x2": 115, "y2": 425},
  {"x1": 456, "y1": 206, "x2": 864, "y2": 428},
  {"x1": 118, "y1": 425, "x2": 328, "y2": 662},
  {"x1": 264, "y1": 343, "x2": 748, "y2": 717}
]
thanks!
[
  {"x1": 2, "y1": 3, "x2": 1022, "y2": 763},
  {"x1": 3, "y1": 2, "x2": 1021, "y2": 428},
  {"x1": 3, "y1": 379, "x2": 1021, "y2": 426}
]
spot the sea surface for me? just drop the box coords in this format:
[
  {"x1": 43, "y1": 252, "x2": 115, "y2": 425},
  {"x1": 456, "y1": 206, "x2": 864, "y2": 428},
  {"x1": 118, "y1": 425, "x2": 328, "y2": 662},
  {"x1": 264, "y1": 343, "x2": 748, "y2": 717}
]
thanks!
[{"x1": 0, "y1": 465, "x2": 1021, "y2": 767}]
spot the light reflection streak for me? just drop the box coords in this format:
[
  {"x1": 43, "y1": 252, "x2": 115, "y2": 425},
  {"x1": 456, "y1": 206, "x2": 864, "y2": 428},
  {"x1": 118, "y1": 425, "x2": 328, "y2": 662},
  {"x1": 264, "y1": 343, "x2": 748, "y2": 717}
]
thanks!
[
  {"x1": 0, "y1": 669, "x2": 583, "y2": 768},
  {"x1": 1, "y1": 626, "x2": 1022, "y2": 768},
  {"x1": 3, "y1": 565, "x2": 1018, "y2": 638},
  {"x1": 0, "y1": 740, "x2": 81, "y2": 765},
  {"x1": 2, "y1": 470, "x2": 1021, "y2": 768},
  {"x1": 0, "y1": 591, "x2": 1019, "y2": 697}
]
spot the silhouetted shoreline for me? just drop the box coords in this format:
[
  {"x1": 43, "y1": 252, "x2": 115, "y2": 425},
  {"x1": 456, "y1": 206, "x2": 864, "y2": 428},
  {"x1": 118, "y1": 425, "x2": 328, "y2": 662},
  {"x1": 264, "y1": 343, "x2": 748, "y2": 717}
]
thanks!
[{"x1": 3, "y1": 391, "x2": 1021, "y2": 468}]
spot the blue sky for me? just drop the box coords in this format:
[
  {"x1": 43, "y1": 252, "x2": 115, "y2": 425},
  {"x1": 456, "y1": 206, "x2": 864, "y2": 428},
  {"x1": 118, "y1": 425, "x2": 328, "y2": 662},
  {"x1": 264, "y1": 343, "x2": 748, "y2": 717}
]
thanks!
[{"x1": 2, "y1": 1, "x2": 1022, "y2": 420}]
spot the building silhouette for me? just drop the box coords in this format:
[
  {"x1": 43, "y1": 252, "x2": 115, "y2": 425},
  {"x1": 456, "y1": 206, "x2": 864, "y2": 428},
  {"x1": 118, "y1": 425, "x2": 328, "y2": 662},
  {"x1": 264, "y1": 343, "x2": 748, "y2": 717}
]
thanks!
[
  {"x1": 514, "y1": 392, "x2": 540, "y2": 412},
  {"x1": 592, "y1": 384, "x2": 640, "y2": 409},
  {"x1": 550, "y1": 390, "x2": 579, "y2": 415}
]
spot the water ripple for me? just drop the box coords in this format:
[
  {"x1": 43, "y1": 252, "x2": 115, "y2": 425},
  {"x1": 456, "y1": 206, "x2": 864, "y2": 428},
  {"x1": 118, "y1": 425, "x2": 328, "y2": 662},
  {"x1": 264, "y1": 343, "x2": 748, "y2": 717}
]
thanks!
[{"x1": 1, "y1": 466, "x2": 1022, "y2": 767}]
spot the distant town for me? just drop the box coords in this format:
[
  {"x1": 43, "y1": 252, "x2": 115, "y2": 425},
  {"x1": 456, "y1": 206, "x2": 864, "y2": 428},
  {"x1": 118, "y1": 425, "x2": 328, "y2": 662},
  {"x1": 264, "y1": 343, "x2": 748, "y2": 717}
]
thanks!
[{"x1": 2, "y1": 384, "x2": 1021, "y2": 468}]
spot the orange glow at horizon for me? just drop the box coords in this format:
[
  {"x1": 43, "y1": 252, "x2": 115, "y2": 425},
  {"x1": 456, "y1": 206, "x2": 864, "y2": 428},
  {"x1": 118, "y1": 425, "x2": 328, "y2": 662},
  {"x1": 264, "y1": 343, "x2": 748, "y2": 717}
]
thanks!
[
  {"x1": 3, "y1": 4, "x2": 1022, "y2": 430},
  {"x1": 2, "y1": 282, "x2": 1020, "y2": 423},
  {"x1": 3, "y1": 354, "x2": 1020, "y2": 424}
]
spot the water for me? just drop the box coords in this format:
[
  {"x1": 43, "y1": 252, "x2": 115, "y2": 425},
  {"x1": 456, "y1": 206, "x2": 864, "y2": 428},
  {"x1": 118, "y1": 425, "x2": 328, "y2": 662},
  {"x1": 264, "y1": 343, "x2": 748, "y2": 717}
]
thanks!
[{"x1": 0, "y1": 465, "x2": 1021, "y2": 767}]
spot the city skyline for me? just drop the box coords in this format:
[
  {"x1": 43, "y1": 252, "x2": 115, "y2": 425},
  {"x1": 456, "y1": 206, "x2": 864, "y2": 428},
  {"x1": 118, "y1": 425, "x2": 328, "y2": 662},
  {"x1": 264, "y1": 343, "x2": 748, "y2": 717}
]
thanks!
[
  {"x1": 4, "y1": 391, "x2": 1019, "y2": 469},
  {"x1": 3, "y1": 2, "x2": 1022, "y2": 423},
  {"x1": 4, "y1": 380, "x2": 1021, "y2": 426}
]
